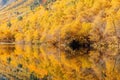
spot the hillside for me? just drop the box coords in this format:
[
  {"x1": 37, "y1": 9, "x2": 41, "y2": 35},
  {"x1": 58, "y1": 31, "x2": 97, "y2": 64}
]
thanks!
[
  {"x1": 0, "y1": 0, "x2": 119, "y2": 47},
  {"x1": 0, "y1": 0, "x2": 55, "y2": 44},
  {"x1": 0, "y1": 0, "x2": 13, "y2": 8},
  {"x1": 0, "y1": 0, "x2": 33, "y2": 22}
]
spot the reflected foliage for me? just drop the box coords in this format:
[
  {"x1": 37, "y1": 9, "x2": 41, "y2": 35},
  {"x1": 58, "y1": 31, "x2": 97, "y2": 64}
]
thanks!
[{"x1": 0, "y1": 45, "x2": 119, "y2": 80}]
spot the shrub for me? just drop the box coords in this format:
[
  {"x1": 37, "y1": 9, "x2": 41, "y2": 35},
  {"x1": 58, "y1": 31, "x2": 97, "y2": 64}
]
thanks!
[{"x1": 17, "y1": 16, "x2": 23, "y2": 21}]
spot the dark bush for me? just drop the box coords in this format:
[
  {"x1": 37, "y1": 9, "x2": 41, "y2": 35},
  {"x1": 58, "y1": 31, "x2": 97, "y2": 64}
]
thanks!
[
  {"x1": 18, "y1": 64, "x2": 23, "y2": 68},
  {"x1": 30, "y1": 72, "x2": 39, "y2": 80},
  {"x1": 7, "y1": 21, "x2": 12, "y2": 27},
  {"x1": 17, "y1": 16, "x2": 23, "y2": 21}
]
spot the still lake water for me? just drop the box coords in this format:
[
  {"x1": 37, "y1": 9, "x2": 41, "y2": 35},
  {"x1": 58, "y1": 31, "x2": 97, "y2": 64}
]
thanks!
[{"x1": 0, "y1": 44, "x2": 119, "y2": 80}]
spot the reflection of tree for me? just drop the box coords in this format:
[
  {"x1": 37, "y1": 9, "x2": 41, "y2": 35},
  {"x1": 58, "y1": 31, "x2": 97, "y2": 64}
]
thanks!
[
  {"x1": 89, "y1": 48, "x2": 120, "y2": 80},
  {"x1": 65, "y1": 48, "x2": 91, "y2": 59},
  {"x1": 0, "y1": 44, "x2": 119, "y2": 80}
]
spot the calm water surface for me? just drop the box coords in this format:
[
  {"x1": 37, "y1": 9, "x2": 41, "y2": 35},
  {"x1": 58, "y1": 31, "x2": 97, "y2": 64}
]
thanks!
[{"x1": 0, "y1": 44, "x2": 119, "y2": 80}]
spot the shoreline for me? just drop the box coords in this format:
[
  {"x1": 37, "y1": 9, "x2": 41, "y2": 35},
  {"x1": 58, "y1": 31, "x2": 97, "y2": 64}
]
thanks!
[
  {"x1": 0, "y1": 42, "x2": 15, "y2": 45},
  {"x1": 0, "y1": 42, "x2": 42, "y2": 45}
]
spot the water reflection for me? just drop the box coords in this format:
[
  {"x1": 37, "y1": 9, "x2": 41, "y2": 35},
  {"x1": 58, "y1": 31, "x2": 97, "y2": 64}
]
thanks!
[{"x1": 0, "y1": 44, "x2": 119, "y2": 80}]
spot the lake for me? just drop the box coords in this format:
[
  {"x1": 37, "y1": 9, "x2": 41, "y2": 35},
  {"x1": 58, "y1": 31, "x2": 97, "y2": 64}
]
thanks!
[{"x1": 0, "y1": 44, "x2": 119, "y2": 80}]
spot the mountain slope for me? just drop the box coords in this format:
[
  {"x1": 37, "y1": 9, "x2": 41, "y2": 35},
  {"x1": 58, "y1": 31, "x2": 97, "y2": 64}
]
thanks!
[
  {"x1": 0, "y1": 0, "x2": 47, "y2": 23},
  {"x1": 0, "y1": 0, "x2": 8, "y2": 6},
  {"x1": 0, "y1": 0, "x2": 15, "y2": 8}
]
